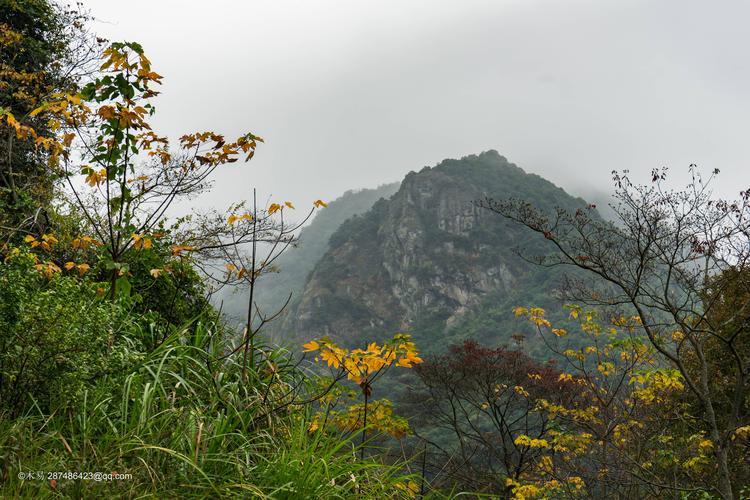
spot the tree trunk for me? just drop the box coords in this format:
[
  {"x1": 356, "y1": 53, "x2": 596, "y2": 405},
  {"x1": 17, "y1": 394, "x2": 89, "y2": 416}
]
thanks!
[
  {"x1": 108, "y1": 268, "x2": 118, "y2": 300},
  {"x1": 716, "y1": 444, "x2": 734, "y2": 500}
]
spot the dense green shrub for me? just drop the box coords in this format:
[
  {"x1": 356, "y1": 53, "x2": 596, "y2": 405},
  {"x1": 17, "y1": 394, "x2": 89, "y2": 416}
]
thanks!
[
  {"x1": 0, "y1": 248, "x2": 142, "y2": 415},
  {"x1": 120, "y1": 238, "x2": 217, "y2": 331}
]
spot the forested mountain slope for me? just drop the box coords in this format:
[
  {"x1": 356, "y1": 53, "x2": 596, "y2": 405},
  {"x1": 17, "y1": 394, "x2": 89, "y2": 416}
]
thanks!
[{"x1": 286, "y1": 150, "x2": 593, "y2": 355}]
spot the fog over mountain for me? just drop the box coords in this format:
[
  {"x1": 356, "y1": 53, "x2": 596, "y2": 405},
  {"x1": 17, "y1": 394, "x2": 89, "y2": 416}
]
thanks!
[{"x1": 82, "y1": 0, "x2": 750, "y2": 214}]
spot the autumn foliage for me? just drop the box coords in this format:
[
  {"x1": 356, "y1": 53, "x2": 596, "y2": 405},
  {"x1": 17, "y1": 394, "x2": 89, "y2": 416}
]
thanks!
[
  {"x1": 409, "y1": 340, "x2": 579, "y2": 493},
  {"x1": 303, "y1": 334, "x2": 422, "y2": 457}
]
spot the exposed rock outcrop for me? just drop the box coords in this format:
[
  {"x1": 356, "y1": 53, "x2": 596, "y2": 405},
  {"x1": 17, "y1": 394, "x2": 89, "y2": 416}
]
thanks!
[{"x1": 287, "y1": 151, "x2": 591, "y2": 350}]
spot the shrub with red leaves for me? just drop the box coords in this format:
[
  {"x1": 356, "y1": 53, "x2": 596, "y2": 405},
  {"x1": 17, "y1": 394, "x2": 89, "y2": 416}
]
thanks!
[{"x1": 406, "y1": 340, "x2": 579, "y2": 494}]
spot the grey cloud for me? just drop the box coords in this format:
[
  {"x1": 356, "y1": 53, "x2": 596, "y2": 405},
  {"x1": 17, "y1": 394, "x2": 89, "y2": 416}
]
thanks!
[{"x1": 83, "y1": 0, "x2": 750, "y2": 214}]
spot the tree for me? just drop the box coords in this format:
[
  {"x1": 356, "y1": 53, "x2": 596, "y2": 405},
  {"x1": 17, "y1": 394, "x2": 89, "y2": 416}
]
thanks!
[
  {"x1": 407, "y1": 340, "x2": 578, "y2": 495},
  {"x1": 25, "y1": 41, "x2": 262, "y2": 302},
  {"x1": 0, "y1": 0, "x2": 99, "y2": 234},
  {"x1": 687, "y1": 266, "x2": 750, "y2": 488},
  {"x1": 15, "y1": 38, "x2": 331, "y2": 373},
  {"x1": 511, "y1": 306, "x2": 703, "y2": 499},
  {"x1": 303, "y1": 334, "x2": 422, "y2": 459},
  {"x1": 187, "y1": 193, "x2": 325, "y2": 375},
  {"x1": 0, "y1": 245, "x2": 139, "y2": 415},
  {"x1": 481, "y1": 167, "x2": 750, "y2": 499}
]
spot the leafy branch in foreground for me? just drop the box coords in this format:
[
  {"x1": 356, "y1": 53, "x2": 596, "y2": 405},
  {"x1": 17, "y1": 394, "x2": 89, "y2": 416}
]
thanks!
[
  {"x1": 25, "y1": 40, "x2": 262, "y2": 300},
  {"x1": 303, "y1": 334, "x2": 422, "y2": 458},
  {"x1": 186, "y1": 192, "x2": 328, "y2": 376}
]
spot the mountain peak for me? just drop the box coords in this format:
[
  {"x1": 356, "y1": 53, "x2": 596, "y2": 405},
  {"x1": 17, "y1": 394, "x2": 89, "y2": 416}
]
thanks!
[{"x1": 286, "y1": 153, "x2": 591, "y2": 350}]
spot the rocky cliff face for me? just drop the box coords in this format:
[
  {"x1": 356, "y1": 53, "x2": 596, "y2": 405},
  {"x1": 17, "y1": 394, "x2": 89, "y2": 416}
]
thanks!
[{"x1": 288, "y1": 151, "x2": 590, "y2": 350}]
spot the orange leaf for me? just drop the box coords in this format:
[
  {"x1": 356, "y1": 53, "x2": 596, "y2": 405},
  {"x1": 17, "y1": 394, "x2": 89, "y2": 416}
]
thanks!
[{"x1": 171, "y1": 244, "x2": 195, "y2": 256}]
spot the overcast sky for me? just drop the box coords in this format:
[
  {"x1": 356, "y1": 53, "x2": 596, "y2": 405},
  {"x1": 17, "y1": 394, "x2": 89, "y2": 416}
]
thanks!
[{"x1": 82, "y1": 0, "x2": 750, "y2": 212}]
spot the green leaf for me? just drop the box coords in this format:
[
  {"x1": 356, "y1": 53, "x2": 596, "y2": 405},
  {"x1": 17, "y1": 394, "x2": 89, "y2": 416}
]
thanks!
[{"x1": 115, "y1": 276, "x2": 131, "y2": 298}]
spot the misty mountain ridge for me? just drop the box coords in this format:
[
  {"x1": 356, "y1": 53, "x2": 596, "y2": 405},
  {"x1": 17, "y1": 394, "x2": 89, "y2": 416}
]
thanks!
[{"x1": 223, "y1": 150, "x2": 595, "y2": 355}]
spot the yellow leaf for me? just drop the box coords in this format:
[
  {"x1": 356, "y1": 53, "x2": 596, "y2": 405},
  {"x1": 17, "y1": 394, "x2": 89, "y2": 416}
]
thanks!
[
  {"x1": 396, "y1": 358, "x2": 413, "y2": 368},
  {"x1": 284, "y1": 201, "x2": 295, "y2": 209},
  {"x1": 313, "y1": 199, "x2": 328, "y2": 208},
  {"x1": 142, "y1": 238, "x2": 152, "y2": 250},
  {"x1": 85, "y1": 168, "x2": 106, "y2": 187},
  {"x1": 41, "y1": 234, "x2": 58, "y2": 244},
  {"x1": 268, "y1": 203, "x2": 281, "y2": 216},
  {"x1": 24, "y1": 235, "x2": 36, "y2": 243},
  {"x1": 321, "y1": 349, "x2": 341, "y2": 369},
  {"x1": 227, "y1": 214, "x2": 239, "y2": 225},
  {"x1": 85, "y1": 172, "x2": 99, "y2": 187},
  {"x1": 62, "y1": 133, "x2": 75, "y2": 147},
  {"x1": 514, "y1": 386, "x2": 530, "y2": 397},
  {"x1": 364, "y1": 356, "x2": 386, "y2": 373},
  {"x1": 512, "y1": 307, "x2": 527, "y2": 317},
  {"x1": 150, "y1": 268, "x2": 162, "y2": 278},
  {"x1": 76, "y1": 263, "x2": 90, "y2": 276},
  {"x1": 302, "y1": 340, "x2": 320, "y2": 352},
  {"x1": 64, "y1": 262, "x2": 76, "y2": 270}
]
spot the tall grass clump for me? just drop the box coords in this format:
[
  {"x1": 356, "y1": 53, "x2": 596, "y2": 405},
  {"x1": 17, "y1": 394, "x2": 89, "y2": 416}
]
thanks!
[{"x1": 0, "y1": 316, "x2": 416, "y2": 498}]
